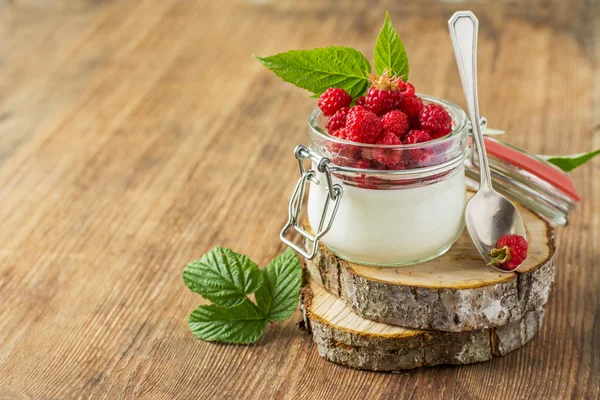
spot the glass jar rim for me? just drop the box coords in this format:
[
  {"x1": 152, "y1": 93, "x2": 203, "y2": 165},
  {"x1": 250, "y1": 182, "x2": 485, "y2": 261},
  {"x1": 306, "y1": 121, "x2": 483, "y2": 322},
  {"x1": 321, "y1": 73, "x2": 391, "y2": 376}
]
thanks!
[{"x1": 308, "y1": 94, "x2": 468, "y2": 149}]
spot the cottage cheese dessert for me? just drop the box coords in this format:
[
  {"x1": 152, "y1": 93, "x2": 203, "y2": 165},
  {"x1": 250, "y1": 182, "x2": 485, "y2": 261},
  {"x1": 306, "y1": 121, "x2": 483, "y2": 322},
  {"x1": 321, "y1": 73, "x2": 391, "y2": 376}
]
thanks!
[{"x1": 308, "y1": 166, "x2": 466, "y2": 266}]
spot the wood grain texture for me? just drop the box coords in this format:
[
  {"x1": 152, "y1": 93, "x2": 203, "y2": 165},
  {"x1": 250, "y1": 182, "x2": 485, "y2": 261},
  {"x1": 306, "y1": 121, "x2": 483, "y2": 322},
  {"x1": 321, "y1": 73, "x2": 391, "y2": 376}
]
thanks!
[
  {"x1": 303, "y1": 282, "x2": 545, "y2": 371},
  {"x1": 305, "y1": 201, "x2": 555, "y2": 331},
  {"x1": 0, "y1": 0, "x2": 598, "y2": 399}
]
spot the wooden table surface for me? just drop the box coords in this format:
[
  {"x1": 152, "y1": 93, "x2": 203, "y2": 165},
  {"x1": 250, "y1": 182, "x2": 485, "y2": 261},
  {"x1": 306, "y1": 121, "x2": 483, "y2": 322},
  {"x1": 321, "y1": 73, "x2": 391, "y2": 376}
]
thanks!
[{"x1": 0, "y1": 1, "x2": 598, "y2": 399}]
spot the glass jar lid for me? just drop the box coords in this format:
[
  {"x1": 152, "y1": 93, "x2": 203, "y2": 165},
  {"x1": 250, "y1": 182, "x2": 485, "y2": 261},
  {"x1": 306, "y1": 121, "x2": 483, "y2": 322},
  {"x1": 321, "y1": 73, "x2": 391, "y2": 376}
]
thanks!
[{"x1": 465, "y1": 134, "x2": 580, "y2": 226}]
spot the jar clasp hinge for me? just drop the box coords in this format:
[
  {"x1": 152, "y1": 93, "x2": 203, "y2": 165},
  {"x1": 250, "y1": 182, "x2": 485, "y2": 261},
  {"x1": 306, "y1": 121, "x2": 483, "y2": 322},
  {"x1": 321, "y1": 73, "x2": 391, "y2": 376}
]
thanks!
[{"x1": 280, "y1": 145, "x2": 343, "y2": 260}]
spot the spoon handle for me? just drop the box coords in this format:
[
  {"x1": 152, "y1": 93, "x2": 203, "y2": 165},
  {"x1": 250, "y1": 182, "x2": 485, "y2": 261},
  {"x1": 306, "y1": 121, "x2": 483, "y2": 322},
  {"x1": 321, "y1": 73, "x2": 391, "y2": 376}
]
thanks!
[{"x1": 448, "y1": 11, "x2": 492, "y2": 191}]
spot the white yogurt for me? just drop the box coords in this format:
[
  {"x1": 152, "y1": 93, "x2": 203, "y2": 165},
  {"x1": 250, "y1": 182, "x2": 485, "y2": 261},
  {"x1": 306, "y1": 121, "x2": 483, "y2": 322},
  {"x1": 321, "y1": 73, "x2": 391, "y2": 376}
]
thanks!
[{"x1": 307, "y1": 167, "x2": 466, "y2": 266}]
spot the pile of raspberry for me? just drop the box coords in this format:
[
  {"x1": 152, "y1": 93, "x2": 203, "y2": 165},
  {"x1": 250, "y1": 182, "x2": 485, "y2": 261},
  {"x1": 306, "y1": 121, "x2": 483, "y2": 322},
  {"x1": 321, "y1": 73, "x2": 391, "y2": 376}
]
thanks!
[{"x1": 317, "y1": 69, "x2": 452, "y2": 169}]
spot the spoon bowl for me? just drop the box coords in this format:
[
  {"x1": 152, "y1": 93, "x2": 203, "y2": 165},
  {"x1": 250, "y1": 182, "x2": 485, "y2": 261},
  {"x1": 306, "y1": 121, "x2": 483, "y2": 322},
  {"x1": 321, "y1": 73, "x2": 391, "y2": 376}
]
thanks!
[{"x1": 466, "y1": 189, "x2": 526, "y2": 260}]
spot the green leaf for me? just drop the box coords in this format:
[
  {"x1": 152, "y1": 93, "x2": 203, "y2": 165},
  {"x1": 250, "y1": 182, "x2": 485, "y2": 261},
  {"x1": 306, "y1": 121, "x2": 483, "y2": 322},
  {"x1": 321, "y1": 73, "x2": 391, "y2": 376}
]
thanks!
[
  {"x1": 255, "y1": 248, "x2": 303, "y2": 322},
  {"x1": 182, "y1": 247, "x2": 263, "y2": 308},
  {"x1": 254, "y1": 47, "x2": 371, "y2": 98},
  {"x1": 542, "y1": 149, "x2": 600, "y2": 172},
  {"x1": 374, "y1": 12, "x2": 409, "y2": 80},
  {"x1": 188, "y1": 300, "x2": 267, "y2": 344}
]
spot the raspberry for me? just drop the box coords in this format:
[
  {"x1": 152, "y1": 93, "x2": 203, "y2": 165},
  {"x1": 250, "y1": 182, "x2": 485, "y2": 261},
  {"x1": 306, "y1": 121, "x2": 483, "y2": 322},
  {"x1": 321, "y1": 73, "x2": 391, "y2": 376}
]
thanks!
[
  {"x1": 351, "y1": 159, "x2": 371, "y2": 169},
  {"x1": 376, "y1": 131, "x2": 401, "y2": 145},
  {"x1": 355, "y1": 96, "x2": 366, "y2": 106},
  {"x1": 345, "y1": 106, "x2": 383, "y2": 144},
  {"x1": 487, "y1": 234, "x2": 528, "y2": 271},
  {"x1": 400, "y1": 81, "x2": 416, "y2": 97},
  {"x1": 419, "y1": 104, "x2": 452, "y2": 139},
  {"x1": 399, "y1": 94, "x2": 424, "y2": 119},
  {"x1": 403, "y1": 129, "x2": 434, "y2": 165},
  {"x1": 365, "y1": 87, "x2": 402, "y2": 116},
  {"x1": 360, "y1": 147, "x2": 375, "y2": 161},
  {"x1": 381, "y1": 110, "x2": 409, "y2": 138},
  {"x1": 332, "y1": 126, "x2": 351, "y2": 140},
  {"x1": 326, "y1": 128, "x2": 360, "y2": 167},
  {"x1": 318, "y1": 88, "x2": 352, "y2": 117},
  {"x1": 374, "y1": 132, "x2": 402, "y2": 168},
  {"x1": 326, "y1": 107, "x2": 349, "y2": 134},
  {"x1": 364, "y1": 69, "x2": 403, "y2": 116},
  {"x1": 403, "y1": 129, "x2": 432, "y2": 145}
]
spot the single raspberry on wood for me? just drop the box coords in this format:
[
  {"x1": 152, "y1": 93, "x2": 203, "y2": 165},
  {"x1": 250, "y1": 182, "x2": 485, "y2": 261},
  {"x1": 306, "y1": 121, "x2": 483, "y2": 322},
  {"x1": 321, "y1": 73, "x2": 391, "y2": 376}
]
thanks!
[
  {"x1": 419, "y1": 104, "x2": 452, "y2": 139},
  {"x1": 326, "y1": 106, "x2": 349, "y2": 134},
  {"x1": 374, "y1": 132, "x2": 403, "y2": 168},
  {"x1": 318, "y1": 88, "x2": 352, "y2": 117},
  {"x1": 345, "y1": 106, "x2": 383, "y2": 144},
  {"x1": 364, "y1": 69, "x2": 403, "y2": 116},
  {"x1": 487, "y1": 234, "x2": 528, "y2": 271},
  {"x1": 381, "y1": 110, "x2": 409, "y2": 138}
]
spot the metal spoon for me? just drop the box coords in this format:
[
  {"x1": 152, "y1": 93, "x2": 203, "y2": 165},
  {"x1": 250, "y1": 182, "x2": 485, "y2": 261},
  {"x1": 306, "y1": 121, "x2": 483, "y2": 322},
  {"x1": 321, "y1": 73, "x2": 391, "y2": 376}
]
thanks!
[{"x1": 448, "y1": 11, "x2": 526, "y2": 271}]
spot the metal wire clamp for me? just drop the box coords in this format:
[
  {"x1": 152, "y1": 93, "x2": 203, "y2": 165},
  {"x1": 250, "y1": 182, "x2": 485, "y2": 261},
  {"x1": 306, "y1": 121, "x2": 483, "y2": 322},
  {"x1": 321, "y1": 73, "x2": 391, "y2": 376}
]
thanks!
[{"x1": 280, "y1": 145, "x2": 343, "y2": 259}]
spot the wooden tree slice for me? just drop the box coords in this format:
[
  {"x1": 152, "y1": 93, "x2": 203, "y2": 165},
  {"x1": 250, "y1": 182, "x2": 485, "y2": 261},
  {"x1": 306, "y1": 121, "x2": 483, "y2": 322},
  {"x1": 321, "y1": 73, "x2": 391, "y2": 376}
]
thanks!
[
  {"x1": 302, "y1": 281, "x2": 545, "y2": 371},
  {"x1": 306, "y1": 202, "x2": 555, "y2": 332}
]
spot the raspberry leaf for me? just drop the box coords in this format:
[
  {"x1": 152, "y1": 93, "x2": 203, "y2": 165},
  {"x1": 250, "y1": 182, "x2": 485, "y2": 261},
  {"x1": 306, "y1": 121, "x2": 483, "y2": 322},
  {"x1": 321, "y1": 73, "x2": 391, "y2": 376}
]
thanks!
[
  {"x1": 540, "y1": 149, "x2": 600, "y2": 172},
  {"x1": 255, "y1": 248, "x2": 303, "y2": 322},
  {"x1": 184, "y1": 248, "x2": 303, "y2": 344},
  {"x1": 182, "y1": 247, "x2": 263, "y2": 308},
  {"x1": 374, "y1": 12, "x2": 409, "y2": 80},
  {"x1": 254, "y1": 47, "x2": 372, "y2": 98},
  {"x1": 188, "y1": 300, "x2": 267, "y2": 344}
]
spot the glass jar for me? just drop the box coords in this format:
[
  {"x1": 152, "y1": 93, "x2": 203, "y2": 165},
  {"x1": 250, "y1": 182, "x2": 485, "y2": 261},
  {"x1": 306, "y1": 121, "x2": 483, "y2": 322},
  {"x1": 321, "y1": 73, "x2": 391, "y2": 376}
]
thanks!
[{"x1": 281, "y1": 95, "x2": 469, "y2": 267}]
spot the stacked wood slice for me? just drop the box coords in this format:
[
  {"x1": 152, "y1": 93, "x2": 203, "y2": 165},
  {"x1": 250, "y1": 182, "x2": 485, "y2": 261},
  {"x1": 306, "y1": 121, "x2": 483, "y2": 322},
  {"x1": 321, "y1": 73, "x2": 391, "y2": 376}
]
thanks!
[{"x1": 301, "y1": 202, "x2": 555, "y2": 371}]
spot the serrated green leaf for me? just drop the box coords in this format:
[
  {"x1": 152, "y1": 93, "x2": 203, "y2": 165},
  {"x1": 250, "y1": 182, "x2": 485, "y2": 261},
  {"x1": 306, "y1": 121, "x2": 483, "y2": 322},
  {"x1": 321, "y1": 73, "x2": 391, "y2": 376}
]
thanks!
[
  {"x1": 255, "y1": 248, "x2": 303, "y2": 322},
  {"x1": 254, "y1": 47, "x2": 371, "y2": 98},
  {"x1": 541, "y1": 149, "x2": 600, "y2": 172},
  {"x1": 188, "y1": 300, "x2": 267, "y2": 344},
  {"x1": 374, "y1": 12, "x2": 409, "y2": 80},
  {"x1": 182, "y1": 247, "x2": 263, "y2": 308}
]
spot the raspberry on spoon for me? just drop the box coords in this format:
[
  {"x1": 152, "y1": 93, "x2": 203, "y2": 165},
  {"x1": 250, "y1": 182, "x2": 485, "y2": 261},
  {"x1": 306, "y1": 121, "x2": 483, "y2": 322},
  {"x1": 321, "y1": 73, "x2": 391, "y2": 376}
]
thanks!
[{"x1": 487, "y1": 234, "x2": 528, "y2": 271}]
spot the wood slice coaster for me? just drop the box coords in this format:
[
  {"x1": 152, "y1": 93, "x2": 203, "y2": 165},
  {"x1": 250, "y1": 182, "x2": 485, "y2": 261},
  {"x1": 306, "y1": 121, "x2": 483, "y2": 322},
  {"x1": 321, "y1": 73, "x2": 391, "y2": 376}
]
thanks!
[
  {"x1": 302, "y1": 281, "x2": 545, "y2": 371},
  {"x1": 305, "y1": 202, "x2": 555, "y2": 332}
]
